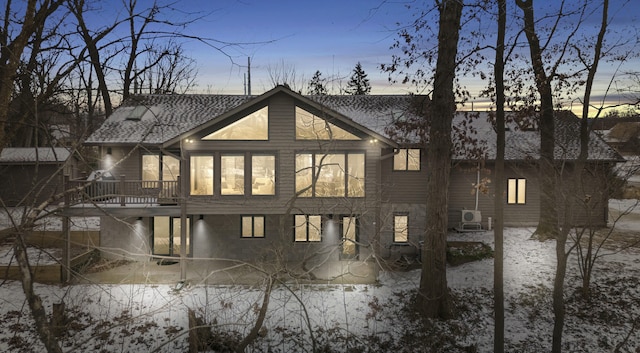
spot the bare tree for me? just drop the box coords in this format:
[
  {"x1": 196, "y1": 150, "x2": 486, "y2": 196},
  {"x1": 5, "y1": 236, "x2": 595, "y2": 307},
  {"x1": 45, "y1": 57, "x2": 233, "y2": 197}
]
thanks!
[
  {"x1": 266, "y1": 60, "x2": 304, "y2": 92},
  {"x1": 415, "y1": 0, "x2": 464, "y2": 319},
  {"x1": 139, "y1": 42, "x2": 198, "y2": 94},
  {"x1": 493, "y1": 0, "x2": 507, "y2": 350},
  {"x1": 0, "y1": 0, "x2": 64, "y2": 150}
]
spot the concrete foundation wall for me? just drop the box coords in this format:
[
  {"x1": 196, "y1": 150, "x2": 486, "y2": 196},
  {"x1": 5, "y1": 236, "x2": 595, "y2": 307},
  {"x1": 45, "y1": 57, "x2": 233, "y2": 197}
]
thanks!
[{"x1": 100, "y1": 216, "x2": 150, "y2": 261}]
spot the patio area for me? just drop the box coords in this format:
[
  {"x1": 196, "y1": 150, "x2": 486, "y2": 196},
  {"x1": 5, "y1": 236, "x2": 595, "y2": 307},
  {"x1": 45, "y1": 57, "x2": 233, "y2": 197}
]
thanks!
[{"x1": 73, "y1": 258, "x2": 379, "y2": 286}]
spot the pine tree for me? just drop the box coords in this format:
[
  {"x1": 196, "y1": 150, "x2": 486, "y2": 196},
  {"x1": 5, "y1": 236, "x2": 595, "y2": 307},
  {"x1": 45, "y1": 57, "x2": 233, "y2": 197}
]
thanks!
[
  {"x1": 345, "y1": 62, "x2": 371, "y2": 95},
  {"x1": 307, "y1": 70, "x2": 328, "y2": 95}
]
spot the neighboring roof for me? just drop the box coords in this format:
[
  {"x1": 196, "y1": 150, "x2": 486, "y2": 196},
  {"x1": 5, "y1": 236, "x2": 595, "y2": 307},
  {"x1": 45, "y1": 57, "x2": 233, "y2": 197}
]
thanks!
[
  {"x1": 0, "y1": 147, "x2": 71, "y2": 164},
  {"x1": 85, "y1": 85, "x2": 621, "y2": 162},
  {"x1": 605, "y1": 122, "x2": 640, "y2": 142},
  {"x1": 448, "y1": 111, "x2": 623, "y2": 162}
]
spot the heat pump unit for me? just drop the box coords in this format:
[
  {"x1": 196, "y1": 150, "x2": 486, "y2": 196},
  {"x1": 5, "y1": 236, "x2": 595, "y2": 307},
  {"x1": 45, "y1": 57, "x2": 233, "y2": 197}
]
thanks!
[{"x1": 461, "y1": 210, "x2": 481, "y2": 223}]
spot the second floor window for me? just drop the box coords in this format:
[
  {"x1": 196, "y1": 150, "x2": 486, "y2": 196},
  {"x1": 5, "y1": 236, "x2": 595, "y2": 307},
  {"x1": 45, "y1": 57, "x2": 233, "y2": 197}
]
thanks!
[
  {"x1": 142, "y1": 154, "x2": 179, "y2": 188},
  {"x1": 189, "y1": 153, "x2": 276, "y2": 196},
  {"x1": 393, "y1": 149, "x2": 421, "y2": 171},
  {"x1": 221, "y1": 155, "x2": 244, "y2": 195},
  {"x1": 295, "y1": 152, "x2": 365, "y2": 197},
  {"x1": 190, "y1": 156, "x2": 214, "y2": 195}
]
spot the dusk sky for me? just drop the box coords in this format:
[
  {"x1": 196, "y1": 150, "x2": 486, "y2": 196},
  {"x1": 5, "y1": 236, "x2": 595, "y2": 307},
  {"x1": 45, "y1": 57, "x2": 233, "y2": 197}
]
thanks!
[
  {"x1": 93, "y1": 0, "x2": 638, "y2": 113},
  {"x1": 180, "y1": 0, "x2": 414, "y2": 95}
]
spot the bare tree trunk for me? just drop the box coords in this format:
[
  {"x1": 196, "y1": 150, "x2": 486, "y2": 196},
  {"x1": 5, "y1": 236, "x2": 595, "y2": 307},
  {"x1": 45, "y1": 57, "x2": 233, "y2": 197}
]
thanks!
[
  {"x1": 493, "y1": 0, "x2": 507, "y2": 351},
  {"x1": 13, "y1": 233, "x2": 63, "y2": 353},
  {"x1": 573, "y1": 0, "x2": 609, "y2": 305},
  {"x1": 515, "y1": 1, "x2": 563, "y2": 350},
  {"x1": 236, "y1": 276, "x2": 274, "y2": 352},
  {"x1": 516, "y1": 0, "x2": 559, "y2": 241},
  {"x1": 416, "y1": 0, "x2": 463, "y2": 319}
]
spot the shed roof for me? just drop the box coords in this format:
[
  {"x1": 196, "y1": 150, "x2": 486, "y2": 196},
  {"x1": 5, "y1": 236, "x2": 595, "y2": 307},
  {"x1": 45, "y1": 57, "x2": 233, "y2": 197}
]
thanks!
[{"x1": 0, "y1": 147, "x2": 71, "y2": 164}]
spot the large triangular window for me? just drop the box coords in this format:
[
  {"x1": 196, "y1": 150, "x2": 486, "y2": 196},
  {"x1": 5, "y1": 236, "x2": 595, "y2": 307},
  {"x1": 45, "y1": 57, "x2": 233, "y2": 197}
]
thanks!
[
  {"x1": 203, "y1": 106, "x2": 268, "y2": 140},
  {"x1": 295, "y1": 107, "x2": 360, "y2": 140}
]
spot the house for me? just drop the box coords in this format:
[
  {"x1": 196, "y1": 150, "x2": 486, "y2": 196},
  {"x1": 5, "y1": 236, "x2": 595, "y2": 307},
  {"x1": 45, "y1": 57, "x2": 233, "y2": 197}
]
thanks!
[
  {"x1": 0, "y1": 147, "x2": 78, "y2": 207},
  {"x1": 62, "y1": 86, "x2": 622, "y2": 279}
]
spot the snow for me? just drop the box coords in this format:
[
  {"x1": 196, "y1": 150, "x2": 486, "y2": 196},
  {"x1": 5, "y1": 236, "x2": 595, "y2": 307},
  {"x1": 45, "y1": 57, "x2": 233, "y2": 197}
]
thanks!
[
  {"x1": 0, "y1": 246, "x2": 61, "y2": 266},
  {"x1": 0, "y1": 201, "x2": 638, "y2": 352},
  {"x1": 0, "y1": 208, "x2": 100, "y2": 232}
]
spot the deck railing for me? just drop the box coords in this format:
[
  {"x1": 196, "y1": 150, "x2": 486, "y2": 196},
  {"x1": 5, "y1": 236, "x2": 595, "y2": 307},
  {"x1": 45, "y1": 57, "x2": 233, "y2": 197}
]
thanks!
[{"x1": 67, "y1": 175, "x2": 180, "y2": 206}]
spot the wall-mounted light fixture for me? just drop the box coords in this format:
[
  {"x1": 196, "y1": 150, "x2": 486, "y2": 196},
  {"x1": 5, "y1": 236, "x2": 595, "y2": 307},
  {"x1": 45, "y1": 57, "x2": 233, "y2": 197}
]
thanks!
[
  {"x1": 199, "y1": 214, "x2": 204, "y2": 220},
  {"x1": 107, "y1": 147, "x2": 112, "y2": 155},
  {"x1": 137, "y1": 217, "x2": 143, "y2": 221}
]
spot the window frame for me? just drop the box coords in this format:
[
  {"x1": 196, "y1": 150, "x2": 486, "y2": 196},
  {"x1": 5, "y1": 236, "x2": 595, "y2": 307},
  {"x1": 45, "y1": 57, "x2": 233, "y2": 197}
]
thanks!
[
  {"x1": 295, "y1": 151, "x2": 365, "y2": 198},
  {"x1": 241, "y1": 215, "x2": 266, "y2": 238},
  {"x1": 295, "y1": 106, "x2": 361, "y2": 140},
  {"x1": 340, "y1": 216, "x2": 358, "y2": 259},
  {"x1": 220, "y1": 154, "x2": 245, "y2": 195},
  {"x1": 507, "y1": 178, "x2": 527, "y2": 205},
  {"x1": 294, "y1": 214, "x2": 322, "y2": 242},
  {"x1": 190, "y1": 155, "x2": 214, "y2": 196},
  {"x1": 188, "y1": 152, "x2": 277, "y2": 197},
  {"x1": 251, "y1": 154, "x2": 276, "y2": 196},
  {"x1": 393, "y1": 148, "x2": 421, "y2": 171},
  {"x1": 393, "y1": 214, "x2": 409, "y2": 243},
  {"x1": 202, "y1": 106, "x2": 269, "y2": 141},
  {"x1": 142, "y1": 153, "x2": 180, "y2": 189}
]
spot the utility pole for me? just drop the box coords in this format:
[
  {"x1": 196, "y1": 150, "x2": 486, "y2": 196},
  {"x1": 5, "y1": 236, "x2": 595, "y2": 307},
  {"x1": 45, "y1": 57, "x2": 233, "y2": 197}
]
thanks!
[{"x1": 247, "y1": 57, "x2": 251, "y2": 96}]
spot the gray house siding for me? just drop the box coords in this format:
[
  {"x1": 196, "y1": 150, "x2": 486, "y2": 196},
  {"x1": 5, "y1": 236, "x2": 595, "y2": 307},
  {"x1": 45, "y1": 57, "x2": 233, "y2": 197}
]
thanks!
[{"x1": 448, "y1": 162, "x2": 611, "y2": 228}]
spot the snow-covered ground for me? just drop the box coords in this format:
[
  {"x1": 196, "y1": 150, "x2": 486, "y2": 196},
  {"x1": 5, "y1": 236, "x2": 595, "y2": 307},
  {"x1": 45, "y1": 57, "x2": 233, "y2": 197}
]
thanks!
[{"x1": 0, "y1": 201, "x2": 638, "y2": 352}]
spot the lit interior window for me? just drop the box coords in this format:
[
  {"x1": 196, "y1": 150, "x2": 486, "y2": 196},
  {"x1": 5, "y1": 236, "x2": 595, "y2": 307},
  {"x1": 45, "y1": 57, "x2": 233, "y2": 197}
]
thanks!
[
  {"x1": 295, "y1": 106, "x2": 360, "y2": 140},
  {"x1": 252, "y1": 155, "x2": 275, "y2": 195},
  {"x1": 393, "y1": 149, "x2": 421, "y2": 171},
  {"x1": 342, "y1": 216, "x2": 357, "y2": 255},
  {"x1": 394, "y1": 215, "x2": 408, "y2": 243},
  {"x1": 203, "y1": 106, "x2": 268, "y2": 140},
  {"x1": 242, "y1": 216, "x2": 265, "y2": 238},
  {"x1": 221, "y1": 155, "x2": 244, "y2": 195},
  {"x1": 507, "y1": 178, "x2": 526, "y2": 204},
  {"x1": 296, "y1": 153, "x2": 365, "y2": 198},
  {"x1": 190, "y1": 156, "x2": 213, "y2": 195},
  {"x1": 294, "y1": 215, "x2": 322, "y2": 242}
]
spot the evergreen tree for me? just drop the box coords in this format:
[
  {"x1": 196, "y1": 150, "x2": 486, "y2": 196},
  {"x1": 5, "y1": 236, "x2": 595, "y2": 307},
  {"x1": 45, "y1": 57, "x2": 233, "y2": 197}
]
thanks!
[
  {"x1": 345, "y1": 62, "x2": 371, "y2": 95},
  {"x1": 307, "y1": 70, "x2": 328, "y2": 95}
]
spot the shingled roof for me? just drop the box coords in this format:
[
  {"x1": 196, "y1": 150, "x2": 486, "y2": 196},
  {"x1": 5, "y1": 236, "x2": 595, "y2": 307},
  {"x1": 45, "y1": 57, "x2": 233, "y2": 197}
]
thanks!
[
  {"x1": 0, "y1": 147, "x2": 71, "y2": 164},
  {"x1": 85, "y1": 86, "x2": 621, "y2": 162}
]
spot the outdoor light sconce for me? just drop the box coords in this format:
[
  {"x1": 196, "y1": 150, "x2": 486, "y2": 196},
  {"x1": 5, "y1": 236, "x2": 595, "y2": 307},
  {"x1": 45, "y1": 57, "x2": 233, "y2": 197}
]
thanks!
[
  {"x1": 106, "y1": 147, "x2": 112, "y2": 155},
  {"x1": 137, "y1": 217, "x2": 142, "y2": 221},
  {"x1": 199, "y1": 215, "x2": 204, "y2": 220}
]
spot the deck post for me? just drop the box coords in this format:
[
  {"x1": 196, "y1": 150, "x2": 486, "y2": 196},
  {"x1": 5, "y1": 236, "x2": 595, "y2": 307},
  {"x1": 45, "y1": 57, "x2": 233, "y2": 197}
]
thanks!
[
  {"x1": 62, "y1": 174, "x2": 71, "y2": 283},
  {"x1": 179, "y1": 176, "x2": 187, "y2": 281},
  {"x1": 120, "y1": 174, "x2": 126, "y2": 206}
]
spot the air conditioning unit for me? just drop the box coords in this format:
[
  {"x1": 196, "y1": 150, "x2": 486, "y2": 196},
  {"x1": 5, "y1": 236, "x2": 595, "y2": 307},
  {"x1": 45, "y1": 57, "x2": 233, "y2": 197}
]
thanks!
[{"x1": 461, "y1": 210, "x2": 481, "y2": 223}]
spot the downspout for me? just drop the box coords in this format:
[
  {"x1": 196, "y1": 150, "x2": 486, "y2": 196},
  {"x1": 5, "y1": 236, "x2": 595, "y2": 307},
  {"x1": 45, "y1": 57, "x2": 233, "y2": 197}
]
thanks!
[
  {"x1": 179, "y1": 140, "x2": 187, "y2": 282},
  {"x1": 475, "y1": 163, "x2": 480, "y2": 211}
]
